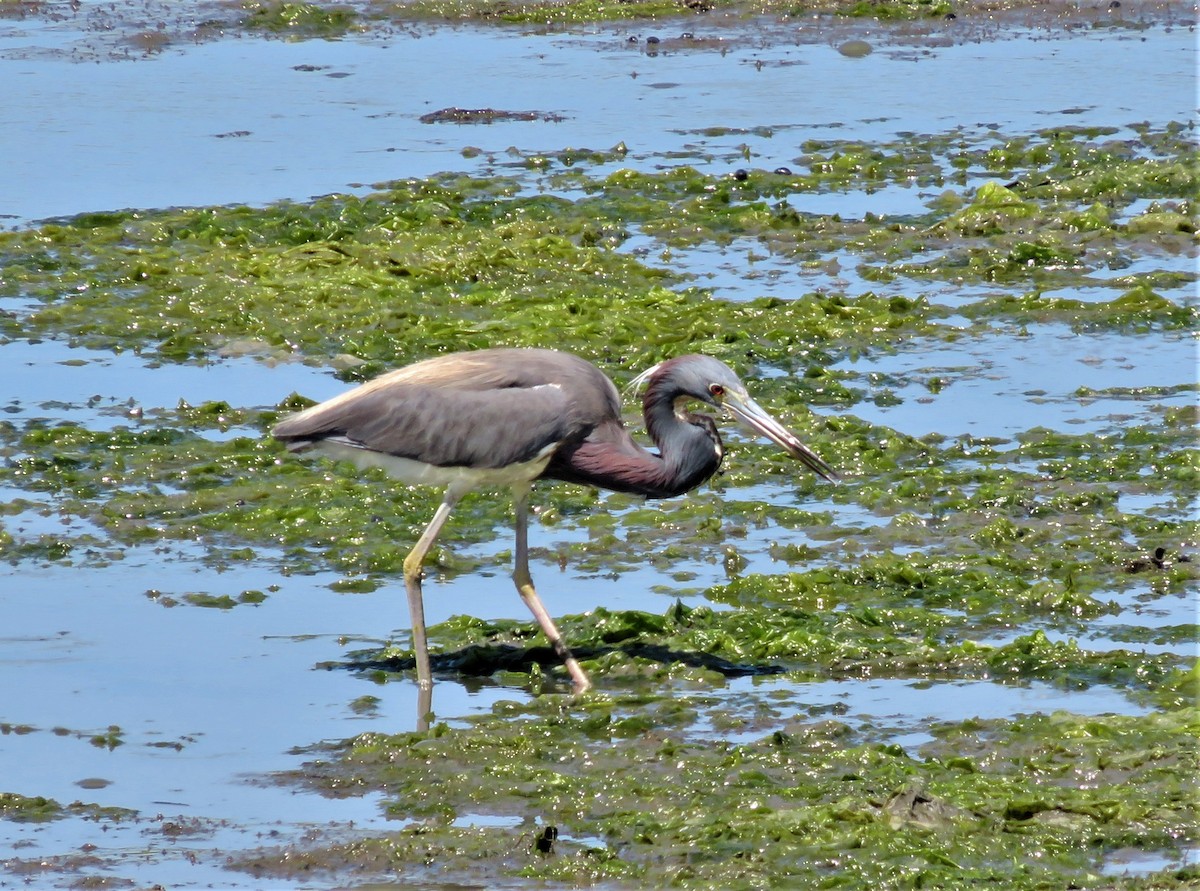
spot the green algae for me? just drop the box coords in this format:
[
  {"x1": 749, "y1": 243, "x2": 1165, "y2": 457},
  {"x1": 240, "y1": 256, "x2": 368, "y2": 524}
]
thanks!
[
  {"x1": 241, "y1": 1, "x2": 364, "y2": 35},
  {"x1": 3, "y1": 719, "x2": 199, "y2": 759},
  {"x1": 0, "y1": 364, "x2": 1193, "y2": 609},
  {"x1": 266, "y1": 0, "x2": 966, "y2": 26},
  {"x1": 181, "y1": 590, "x2": 268, "y2": 608},
  {"x1": 0, "y1": 792, "x2": 134, "y2": 824},
  {"x1": 1, "y1": 127, "x2": 1193, "y2": 371},
  {"x1": 89, "y1": 725, "x2": 125, "y2": 750},
  {"x1": 235, "y1": 0, "x2": 1139, "y2": 26},
  {"x1": 2, "y1": 407, "x2": 1189, "y2": 605},
  {"x1": 242, "y1": 695, "x2": 1197, "y2": 888},
  {"x1": 0, "y1": 0, "x2": 1190, "y2": 64},
  {"x1": 354, "y1": 602, "x2": 1191, "y2": 712},
  {"x1": 0, "y1": 108, "x2": 1195, "y2": 890}
]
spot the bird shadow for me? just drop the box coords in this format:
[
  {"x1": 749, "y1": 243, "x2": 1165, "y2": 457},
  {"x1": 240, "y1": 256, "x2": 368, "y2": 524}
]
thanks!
[{"x1": 341, "y1": 642, "x2": 783, "y2": 683}]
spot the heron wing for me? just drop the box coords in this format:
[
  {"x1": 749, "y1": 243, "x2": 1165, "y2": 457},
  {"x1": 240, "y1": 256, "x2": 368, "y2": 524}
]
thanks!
[{"x1": 274, "y1": 381, "x2": 576, "y2": 470}]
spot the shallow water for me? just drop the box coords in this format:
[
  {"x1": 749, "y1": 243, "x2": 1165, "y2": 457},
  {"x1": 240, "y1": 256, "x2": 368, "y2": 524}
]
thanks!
[
  {"x1": 2, "y1": 323, "x2": 1192, "y2": 886},
  {"x1": 708, "y1": 673, "x2": 1154, "y2": 748},
  {"x1": 0, "y1": 6, "x2": 1196, "y2": 889},
  {"x1": 833, "y1": 324, "x2": 1197, "y2": 440},
  {"x1": 1, "y1": 337, "x2": 339, "y2": 430},
  {"x1": 2, "y1": 11, "x2": 1195, "y2": 226}
]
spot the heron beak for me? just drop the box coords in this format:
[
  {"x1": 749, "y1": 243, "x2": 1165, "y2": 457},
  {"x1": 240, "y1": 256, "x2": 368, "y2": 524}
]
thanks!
[{"x1": 722, "y1": 391, "x2": 839, "y2": 482}]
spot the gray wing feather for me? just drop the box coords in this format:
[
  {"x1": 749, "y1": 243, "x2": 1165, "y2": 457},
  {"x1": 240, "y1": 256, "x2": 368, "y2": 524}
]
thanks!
[
  {"x1": 273, "y1": 348, "x2": 628, "y2": 470},
  {"x1": 274, "y1": 383, "x2": 573, "y2": 469}
]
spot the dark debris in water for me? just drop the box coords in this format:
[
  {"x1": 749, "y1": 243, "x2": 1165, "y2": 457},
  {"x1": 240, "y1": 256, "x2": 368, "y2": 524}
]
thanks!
[
  {"x1": 880, "y1": 785, "x2": 972, "y2": 830},
  {"x1": 419, "y1": 107, "x2": 567, "y2": 124},
  {"x1": 1123, "y1": 545, "x2": 1193, "y2": 574}
]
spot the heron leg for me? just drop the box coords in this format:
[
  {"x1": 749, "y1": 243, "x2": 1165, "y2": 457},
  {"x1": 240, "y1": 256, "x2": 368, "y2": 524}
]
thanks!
[
  {"x1": 403, "y1": 491, "x2": 460, "y2": 691},
  {"x1": 512, "y1": 488, "x2": 591, "y2": 694}
]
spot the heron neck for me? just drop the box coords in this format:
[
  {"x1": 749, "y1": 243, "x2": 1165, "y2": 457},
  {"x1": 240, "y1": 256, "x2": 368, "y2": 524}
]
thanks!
[
  {"x1": 541, "y1": 375, "x2": 723, "y2": 499},
  {"x1": 642, "y1": 385, "x2": 722, "y2": 498}
]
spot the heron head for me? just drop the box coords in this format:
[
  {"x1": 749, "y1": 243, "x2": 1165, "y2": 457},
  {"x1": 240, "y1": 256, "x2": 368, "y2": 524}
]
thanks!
[{"x1": 632, "y1": 355, "x2": 839, "y2": 482}]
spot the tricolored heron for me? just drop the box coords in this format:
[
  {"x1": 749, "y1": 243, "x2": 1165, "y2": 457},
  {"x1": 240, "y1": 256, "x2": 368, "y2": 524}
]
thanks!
[{"x1": 273, "y1": 348, "x2": 836, "y2": 694}]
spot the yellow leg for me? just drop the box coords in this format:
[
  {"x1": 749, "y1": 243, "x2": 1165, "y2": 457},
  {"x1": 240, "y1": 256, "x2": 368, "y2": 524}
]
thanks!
[
  {"x1": 403, "y1": 492, "x2": 460, "y2": 692},
  {"x1": 512, "y1": 487, "x2": 591, "y2": 694}
]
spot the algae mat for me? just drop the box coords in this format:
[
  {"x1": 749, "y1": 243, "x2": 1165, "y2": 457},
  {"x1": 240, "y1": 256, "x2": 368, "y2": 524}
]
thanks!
[{"x1": 0, "y1": 2, "x2": 1197, "y2": 888}]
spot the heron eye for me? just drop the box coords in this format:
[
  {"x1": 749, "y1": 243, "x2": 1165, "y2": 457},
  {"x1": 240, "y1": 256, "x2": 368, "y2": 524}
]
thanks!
[{"x1": 709, "y1": 384, "x2": 725, "y2": 398}]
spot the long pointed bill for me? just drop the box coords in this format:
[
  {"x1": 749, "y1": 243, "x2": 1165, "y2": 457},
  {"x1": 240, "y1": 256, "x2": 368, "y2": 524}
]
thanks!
[{"x1": 722, "y1": 391, "x2": 839, "y2": 482}]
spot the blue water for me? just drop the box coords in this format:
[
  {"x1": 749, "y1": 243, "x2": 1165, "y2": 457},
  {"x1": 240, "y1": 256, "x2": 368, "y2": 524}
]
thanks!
[{"x1": 0, "y1": 8, "x2": 1195, "y2": 887}]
